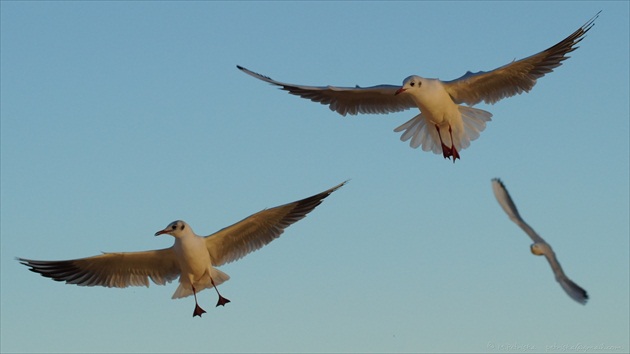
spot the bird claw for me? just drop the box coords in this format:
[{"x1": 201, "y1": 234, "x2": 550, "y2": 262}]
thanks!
[
  {"x1": 216, "y1": 296, "x2": 231, "y2": 307},
  {"x1": 193, "y1": 304, "x2": 207, "y2": 317}
]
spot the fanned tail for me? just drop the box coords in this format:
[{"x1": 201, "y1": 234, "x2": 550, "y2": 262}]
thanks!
[
  {"x1": 394, "y1": 113, "x2": 442, "y2": 154},
  {"x1": 394, "y1": 107, "x2": 492, "y2": 155},
  {"x1": 458, "y1": 106, "x2": 492, "y2": 150}
]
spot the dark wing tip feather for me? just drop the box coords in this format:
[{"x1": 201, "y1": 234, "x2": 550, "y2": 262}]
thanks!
[
  {"x1": 546, "y1": 10, "x2": 600, "y2": 57},
  {"x1": 580, "y1": 286, "x2": 589, "y2": 303},
  {"x1": 445, "y1": 13, "x2": 600, "y2": 106},
  {"x1": 205, "y1": 181, "x2": 347, "y2": 266},
  {"x1": 17, "y1": 257, "x2": 87, "y2": 285},
  {"x1": 519, "y1": 12, "x2": 599, "y2": 79},
  {"x1": 16, "y1": 254, "x2": 174, "y2": 288},
  {"x1": 584, "y1": 10, "x2": 601, "y2": 32},
  {"x1": 284, "y1": 181, "x2": 347, "y2": 223},
  {"x1": 565, "y1": 277, "x2": 589, "y2": 305},
  {"x1": 236, "y1": 65, "x2": 276, "y2": 82}
]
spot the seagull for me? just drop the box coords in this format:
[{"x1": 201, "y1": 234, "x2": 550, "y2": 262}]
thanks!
[
  {"x1": 491, "y1": 178, "x2": 588, "y2": 305},
  {"x1": 237, "y1": 12, "x2": 599, "y2": 162},
  {"x1": 18, "y1": 181, "x2": 346, "y2": 317}
]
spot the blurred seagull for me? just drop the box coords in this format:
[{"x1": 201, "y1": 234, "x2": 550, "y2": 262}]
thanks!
[
  {"x1": 491, "y1": 178, "x2": 588, "y2": 305},
  {"x1": 18, "y1": 182, "x2": 345, "y2": 317},
  {"x1": 238, "y1": 12, "x2": 599, "y2": 162}
]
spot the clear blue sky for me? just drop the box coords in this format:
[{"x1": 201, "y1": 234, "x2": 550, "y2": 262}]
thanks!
[{"x1": 2, "y1": 2, "x2": 628, "y2": 353}]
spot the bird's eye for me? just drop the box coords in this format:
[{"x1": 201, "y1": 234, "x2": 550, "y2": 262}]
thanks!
[
  {"x1": 410, "y1": 82, "x2": 415, "y2": 87},
  {"x1": 171, "y1": 224, "x2": 177, "y2": 229}
]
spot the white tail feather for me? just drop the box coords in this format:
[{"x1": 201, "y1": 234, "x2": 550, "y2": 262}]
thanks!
[
  {"x1": 171, "y1": 268, "x2": 231, "y2": 299},
  {"x1": 459, "y1": 106, "x2": 492, "y2": 149},
  {"x1": 394, "y1": 113, "x2": 442, "y2": 154},
  {"x1": 394, "y1": 106, "x2": 492, "y2": 155}
]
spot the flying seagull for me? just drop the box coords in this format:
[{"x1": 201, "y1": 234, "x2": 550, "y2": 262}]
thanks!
[
  {"x1": 491, "y1": 178, "x2": 588, "y2": 304},
  {"x1": 18, "y1": 182, "x2": 346, "y2": 317},
  {"x1": 237, "y1": 12, "x2": 599, "y2": 162}
]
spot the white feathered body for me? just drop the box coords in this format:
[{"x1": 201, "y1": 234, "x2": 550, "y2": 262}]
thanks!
[
  {"x1": 395, "y1": 78, "x2": 492, "y2": 154},
  {"x1": 171, "y1": 232, "x2": 229, "y2": 299}
]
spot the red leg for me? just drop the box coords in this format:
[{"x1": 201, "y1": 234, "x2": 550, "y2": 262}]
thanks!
[
  {"x1": 211, "y1": 277, "x2": 231, "y2": 307},
  {"x1": 192, "y1": 286, "x2": 207, "y2": 317},
  {"x1": 447, "y1": 125, "x2": 460, "y2": 162},
  {"x1": 435, "y1": 124, "x2": 457, "y2": 161}
]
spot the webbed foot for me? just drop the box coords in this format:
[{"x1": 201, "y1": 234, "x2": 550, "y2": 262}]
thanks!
[
  {"x1": 193, "y1": 304, "x2": 207, "y2": 317},
  {"x1": 216, "y1": 295, "x2": 231, "y2": 307}
]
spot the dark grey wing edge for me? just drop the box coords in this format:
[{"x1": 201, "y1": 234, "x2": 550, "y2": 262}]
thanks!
[
  {"x1": 205, "y1": 180, "x2": 348, "y2": 266},
  {"x1": 274, "y1": 180, "x2": 348, "y2": 227},
  {"x1": 236, "y1": 65, "x2": 414, "y2": 116},
  {"x1": 16, "y1": 248, "x2": 180, "y2": 288}
]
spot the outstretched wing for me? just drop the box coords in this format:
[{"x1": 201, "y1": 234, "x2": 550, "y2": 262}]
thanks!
[
  {"x1": 542, "y1": 250, "x2": 589, "y2": 305},
  {"x1": 18, "y1": 248, "x2": 180, "y2": 288},
  {"x1": 237, "y1": 66, "x2": 416, "y2": 116},
  {"x1": 443, "y1": 12, "x2": 599, "y2": 106},
  {"x1": 491, "y1": 178, "x2": 589, "y2": 305},
  {"x1": 491, "y1": 178, "x2": 545, "y2": 244},
  {"x1": 205, "y1": 181, "x2": 346, "y2": 266}
]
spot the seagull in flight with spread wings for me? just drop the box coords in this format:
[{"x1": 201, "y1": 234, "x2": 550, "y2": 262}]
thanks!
[
  {"x1": 238, "y1": 12, "x2": 599, "y2": 162},
  {"x1": 18, "y1": 182, "x2": 345, "y2": 317},
  {"x1": 491, "y1": 178, "x2": 588, "y2": 304}
]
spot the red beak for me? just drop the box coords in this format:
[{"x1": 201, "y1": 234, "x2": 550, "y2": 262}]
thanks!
[{"x1": 395, "y1": 87, "x2": 406, "y2": 95}]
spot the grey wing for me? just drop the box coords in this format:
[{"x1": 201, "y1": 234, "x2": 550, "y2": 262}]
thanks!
[
  {"x1": 491, "y1": 178, "x2": 545, "y2": 244},
  {"x1": 17, "y1": 248, "x2": 180, "y2": 288},
  {"x1": 542, "y1": 250, "x2": 589, "y2": 305},
  {"x1": 492, "y1": 179, "x2": 588, "y2": 304},
  {"x1": 444, "y1": 12, "x2": 599, "y2": 106},
  {"x1": 237, "y1": 66, "x2": 416, "y2": 116},
  {"x1": 205, "y1": 181, "x2": 346, "y2": 266}
]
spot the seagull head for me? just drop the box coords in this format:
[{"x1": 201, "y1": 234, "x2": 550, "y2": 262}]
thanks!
[
  {"x1": 395, "y1": 75, "x2": 423, "y2": 95},
  {"x1": 155, "y1": 220, "x2": 192, "y2": 238},
  {"x1": 530, "y1": 242, "x2": 548, "y2": 256}
]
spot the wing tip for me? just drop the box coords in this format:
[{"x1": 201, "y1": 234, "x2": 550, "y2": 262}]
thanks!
[
  {"x1": 236, "y1": 65, "x2": 274, "y2": 82},
  {"x1": 331, "y1": 179, "x2": 350, "y2": 192},
  {"x1": 290, "y1": 180, "x2": 348, "y2": 216},
  {"x1": 573, "y1": 11, "x2": 600, "y2": 42},
  {"x1": 491, "y1": 178, "x2": 506, "y2": 189},
  {"x1": 585, "y1": 10, "x2": 601, "y2": 30},
  {"x1": 563, "y1": 277, "x2": 590, "y2": 305}
]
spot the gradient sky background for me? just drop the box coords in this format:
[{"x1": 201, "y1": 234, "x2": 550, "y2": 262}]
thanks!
[{"x1": 1, "y1": 2, "x2": 628, "y2": 353}]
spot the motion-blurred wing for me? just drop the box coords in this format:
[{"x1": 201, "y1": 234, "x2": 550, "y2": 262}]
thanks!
[
  {"x1": 492, "y1": 178, "x2": 589, "y2": 304},
  {"x1": 491, "y1": 178, "x2": 545, "y2": 244},
  {"x1": 237, "y1": 66, "x2": 416, "y2": 116},
  {"x1": 444, "y1": 12, "x2": 599, "y2": 106},
  {"x1": 18, "y1": 248, "x2": 180, "y2": 288},
  {"x1": 542, "y1": 250, "x2": 589, "y2": 305},
  {"x1": 205, "y1": 181, "x2": 346, "y2": 266}
]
